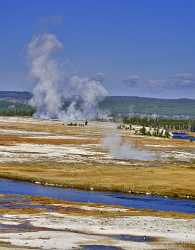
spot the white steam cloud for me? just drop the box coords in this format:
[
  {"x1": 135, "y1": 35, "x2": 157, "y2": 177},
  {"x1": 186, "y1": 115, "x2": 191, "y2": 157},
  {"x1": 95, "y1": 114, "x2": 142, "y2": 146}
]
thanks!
[
  {"x1": 102, "y1": 130, "x2": 155, "y2": 161},
  {"x1": 28, "y1": 33, "x2": 108, "y2": 120}
]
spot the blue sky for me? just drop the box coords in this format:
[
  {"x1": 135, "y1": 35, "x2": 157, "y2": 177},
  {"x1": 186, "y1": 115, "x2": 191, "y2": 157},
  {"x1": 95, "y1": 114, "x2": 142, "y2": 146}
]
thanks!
[{"x1": 0, "y1": 0, "x2": 195, "y2": 98}]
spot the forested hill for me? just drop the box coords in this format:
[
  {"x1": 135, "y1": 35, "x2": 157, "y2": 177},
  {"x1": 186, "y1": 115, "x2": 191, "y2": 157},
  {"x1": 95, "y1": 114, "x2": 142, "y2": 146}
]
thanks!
[
  {"x1": 0, "y1": 91, "x2": 32, "y2": 102},
  {"x1": 99, "y1": 96, "x2": 195, "y2": 118},
  {"x1": 1, "y1": 92, "x2": 195, "y2": 118},
  {"x1": 0, "y1": 91, "x2": 34, "y2": 116}
]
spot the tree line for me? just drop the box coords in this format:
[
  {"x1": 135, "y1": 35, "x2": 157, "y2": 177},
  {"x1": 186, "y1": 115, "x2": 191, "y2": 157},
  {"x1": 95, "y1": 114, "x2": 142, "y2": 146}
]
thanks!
[
  {"x1": 0, "y1": 106, "x2": 35, "y2": 117},
  {"x1": 123, "y1": 116, "x2": 195, "y2": 132}
]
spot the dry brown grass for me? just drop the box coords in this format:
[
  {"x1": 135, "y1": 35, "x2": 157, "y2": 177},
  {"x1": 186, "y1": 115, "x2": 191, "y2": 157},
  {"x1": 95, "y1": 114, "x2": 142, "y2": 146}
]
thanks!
[
  {"x1": 0, "y1": 241, "x2": 39, "y2": 250},
  {"x1": 176, "y1": 243, "x2": 195, "y2": 250},
  {"x1": 0, "y1": 135, "x2": 98, "y2": 146},
  {"x1": 0, "y1": 207, "x2": 45, "y2": 215},
  {"x1": 0, "y1": 161, "x2": 195, "y2": 199},
  {"x1": 0, "y1": 120, "x2": 103, "y2": 136}
]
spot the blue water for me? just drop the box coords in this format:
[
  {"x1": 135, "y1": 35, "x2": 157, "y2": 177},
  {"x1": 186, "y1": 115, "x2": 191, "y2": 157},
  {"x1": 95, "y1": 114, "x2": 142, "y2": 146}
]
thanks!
[{"x1": 0, "y1": 178, "x2": 194, "y2": 214}]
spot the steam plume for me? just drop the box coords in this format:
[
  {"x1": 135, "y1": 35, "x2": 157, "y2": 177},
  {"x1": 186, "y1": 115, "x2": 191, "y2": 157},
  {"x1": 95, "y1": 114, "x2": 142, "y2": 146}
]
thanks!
[
  {"x1": 102, "y1": 130, "x2": 155, "y2": 161},
  {"x1": 28, "y1": 33, "x2": 108, "y2": 120}
]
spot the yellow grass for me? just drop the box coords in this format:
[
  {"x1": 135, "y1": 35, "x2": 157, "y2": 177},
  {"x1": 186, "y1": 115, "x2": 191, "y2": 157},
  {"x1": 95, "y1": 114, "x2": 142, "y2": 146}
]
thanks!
[
  {"x1": 0, "y1": 241, "x2": 38, "y2": 250},
  {"x1": 0, "y1": 135, "x2": 98, "y2": 145},
  {"x1": 0, "y1": 161, "x2": 195, "y2": 199}
]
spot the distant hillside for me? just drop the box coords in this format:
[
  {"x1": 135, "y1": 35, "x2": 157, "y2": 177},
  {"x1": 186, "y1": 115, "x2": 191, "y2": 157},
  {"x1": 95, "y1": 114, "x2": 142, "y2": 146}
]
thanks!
[
  {"x1": 0, "y1": 92, "x2": 34, "y2": 116},
  {"x1": 0, "y1": 91, "x2": 32, "y2": 103},
  {"x1": 1, "y1": 92, "x2": 195, "y2": 118},
  {"x1": 99, "y1": 96, "x2": 195, "y2": 118}
]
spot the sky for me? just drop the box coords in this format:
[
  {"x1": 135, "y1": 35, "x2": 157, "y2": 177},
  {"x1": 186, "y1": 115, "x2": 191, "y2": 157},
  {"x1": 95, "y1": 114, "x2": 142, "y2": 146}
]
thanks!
[{"x1": 0, "y1": 0, "x2": 194, "y2": 98}]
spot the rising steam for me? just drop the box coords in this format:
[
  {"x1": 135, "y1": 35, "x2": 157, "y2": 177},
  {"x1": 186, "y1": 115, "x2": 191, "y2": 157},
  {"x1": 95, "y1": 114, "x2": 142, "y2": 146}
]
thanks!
[
  {"x1": 102, "y1": 130, "x2": 155, "y2": 161},
  {"x1": 28, "y1": 33, "x2": 108, "y2": 120}
]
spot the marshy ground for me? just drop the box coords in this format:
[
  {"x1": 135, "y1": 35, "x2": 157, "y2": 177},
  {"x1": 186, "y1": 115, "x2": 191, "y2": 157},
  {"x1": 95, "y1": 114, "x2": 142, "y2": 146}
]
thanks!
[
  {"x1": 0, "y1": 194, "x2": 195, "y2": 250},
  {"x1": 0, "y1": 117, "x2": 195, "y2": 198},
  {"x1": 0, "y1": 117, "x2": 195, "y2": 249}
]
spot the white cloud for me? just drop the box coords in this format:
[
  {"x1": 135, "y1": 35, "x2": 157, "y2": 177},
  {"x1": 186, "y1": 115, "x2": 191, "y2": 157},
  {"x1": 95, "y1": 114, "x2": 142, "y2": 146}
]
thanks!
[
  {"x1": 123, "y1": 73, "x2": 195, "y2": 90},
  {"x1": 171, "y1": 73, "x2": 194, "y2": 87},
  {"x1": 122, "y1": 75, "x2": 140, "y2": 87}
]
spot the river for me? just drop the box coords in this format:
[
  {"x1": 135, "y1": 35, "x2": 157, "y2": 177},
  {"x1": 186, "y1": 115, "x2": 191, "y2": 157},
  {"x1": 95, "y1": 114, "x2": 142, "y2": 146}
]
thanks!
[{"x1": 0, "y1": 178, "x2": 195, "y2": 214}]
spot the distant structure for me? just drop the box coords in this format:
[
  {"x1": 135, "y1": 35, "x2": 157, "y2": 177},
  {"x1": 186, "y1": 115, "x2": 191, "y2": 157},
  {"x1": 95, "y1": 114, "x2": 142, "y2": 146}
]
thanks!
[
  {"x1": 67, "y1": 120, "x2": 88, "y2": 127},
  {"x1": 170, "y1": 131, "x2": 191, "y2": 140}
]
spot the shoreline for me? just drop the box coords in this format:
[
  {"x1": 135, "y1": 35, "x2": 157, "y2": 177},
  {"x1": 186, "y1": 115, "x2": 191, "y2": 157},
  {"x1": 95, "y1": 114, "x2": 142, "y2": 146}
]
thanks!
[{"x1": 0, "y1": 174, "x2": 195, "y2": 202}]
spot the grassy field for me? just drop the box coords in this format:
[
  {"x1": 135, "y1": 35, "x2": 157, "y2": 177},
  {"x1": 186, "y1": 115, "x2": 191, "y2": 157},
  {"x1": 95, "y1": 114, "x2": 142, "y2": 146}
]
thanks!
[{"x1": 0, "y1": 161, "x2": 195, "y2": 199}]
